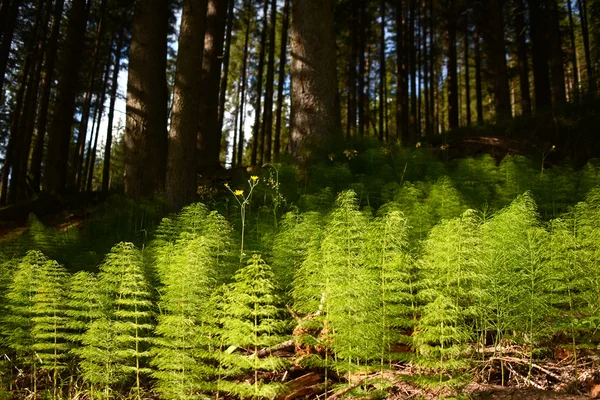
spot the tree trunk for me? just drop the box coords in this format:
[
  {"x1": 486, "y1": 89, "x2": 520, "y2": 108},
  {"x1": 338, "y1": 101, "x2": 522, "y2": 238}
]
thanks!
[
  {"x1": 217, "y1": 0, "x2": 235, "y2": 136},
  {"x1": 166, "y1": 0, "x2": 208, "y2": 211},
  {"x1": 566, "y1": 0, "x2": 579, "y2": 98},
  {"x1": 577, "y1": 0, "x2": 595, "y2": 93},
  {"x1": 547, "y1": 0, "x2": 566, "y2": 105},
  {"x1": 86, "y1": 53, "x2": 111, "y2": 193},
  {"x1": 514, "y1": 0, "x2": 532, "y2": 115},
  {"x1": 251, "y1": 0, "x2": 268, "y2": 166},
  {"x1": 474, "y1": 26, "x2": 484, "y2": 125},
  {"x1": 44, "y1": 0, "x2": 90, "y2": 194},
  {"x1": 395, "y1": 0, "x2": 408, "y2": 143},
  {"x1": 477, "y1": 0, "x2": 512, "y2": 120},
  {"x1": 347, "y1": 0, "x2": 358, "y2": 141},
  {"x1": 379, "y1": 0, "x2": 386, "y2": 142},
  {"x1": 409, "y1": 0, "x2": 417, "y2": 141},
  {"x1": 0, "y1": 0, "x2": 20, "y2": 102},
  {"x1": 464, "y1": 21, "x2": 472, "y2": 126},
  {"x1": 358, "y1": 0, "x2": 366, "y2": 138},
  {"x1": 74, "y1": 0, "x2": 108, "y2": 189},
  {"x1": 29, "y1": 0, "x2": 65, "y2": 192},
  {"x1": 124, "y1": 0, "x2": 169, "y2": 200},
  {"x1": 262, "y1": 0, "x2": 277, "y2": 163},
  {"x1": 289, "y1": 0, "x2": 339, "y2": 163},
  {"x1": 274, "y1": 0, "x2": 290, "y2": 160},
  {"x1": 429, "y1": 0, "x2": 435, "y2": 134},
  {"x1": 197, "y1": 0, "x2": 227, "y2": 172},
  {"x1": 528, "y1": 0, "x2": 552, "y2": 109},
  {"x1": 237, "y1": 0, "x2": 251, "y2": 166},
  {"x1": 102, "y1": 28, "x2": 125, "y2": 194},
  {"x1": 423, "y1": 1, "x2": 431, "y2": 135},
  {"x1": 447, "y1": 0, "x2": 459, "y2": 130}
]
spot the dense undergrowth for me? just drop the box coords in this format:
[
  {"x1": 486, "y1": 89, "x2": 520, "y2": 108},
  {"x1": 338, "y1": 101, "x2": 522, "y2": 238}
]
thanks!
[{"x1": 1, "y1": 147, "x2": 600, "y2": 399}]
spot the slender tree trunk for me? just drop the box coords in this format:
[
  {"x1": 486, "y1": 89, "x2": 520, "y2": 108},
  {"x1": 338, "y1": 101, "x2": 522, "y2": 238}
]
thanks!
[
  {"x1": 83, "y1": 95, "x2": 100, "y2": 193},
  {"x1": 464, "y1": 21, "x2": 472, "y2": 126},
  {"x1": 274, "y1": 0, "x2": 290, "y2": 160},
  {"x1": 44, "y1": 0, "x2": 90, "y2": 194},
  {"x1": 86, "y1": 54, "x2": 111, "y2": 193},
  {"x1": 547, "y1": 0, "x2": 566, "y2": 105},
  {"x1": 262, "y1": 0, "x2": 277, "y2": 163},
  {"x1": 566, "y1": 0, "x2": 580, "y2": 98},
  {"x1": 232, "y1": 80, "x2": 240, "y2": 168},
  {"x1": 577, "y1": 0, "x2": 594, "y2": 93},
  {"x1": 395, "y1": 0, "x2": 407, "y2": 143},
  {"x1": 290, "y1": 0, "x2": 339, "y2": 163},
  {"x1": 102, "y1": 28, "x2": 125, "y2": 194},
  {"x1": 217, "y1": 0, "x2": 235, "y2": 135},
  {"x1": 29, "y1": 0, "x2": 65, "y2": 192},
  {"x1": 379, "y1": 0, "x2": 386, "y2": 142},
  {"x1": 409, "y1": 0, "x2": 417, "y2": 141},
  {"x1": 347, "y1": 0, "x2": 358, "y2": 141},
  {"x1": 124, "y1": 0, "x2": 169, "y2": 199},
  {"x1": 74, "y1": 0, "x2": 107, "y2": 189},
  {"x1": 0, "y1": 0, "x2": 20, "y2": 101},
  {"x1": 166, "y1": 0, "x2": 208, "y2": 211},
  {"x1": 474, "y1": 27, "x2": 484, "y2": 125},
  {"x1": 447, "y1": 1, "x2": 459, "y2": 130},
  {"x1": 423, "y1": 1, "x2": 431, "y2": 135},
  {"x1": 237, "y1": 0, "x2": 251, "y2": 166},
  {"x1": 251, "y1": 0, "x2": 269, "y2": 166},
  {"x1": 528, "y1": 0, "x2": 552, "y2": 109},
  {"x1": 429, "y1": 0, "x2": 435, "y2": 134},
  {"x1": 358, "y1": 0, "x2": 366, "y2": 138},
  {"x1": 514, "y1": 0, "x2": 532, "y2": 115},
  {"x1": 197, "y1": 0, "x2": 227, "y2": 172}
]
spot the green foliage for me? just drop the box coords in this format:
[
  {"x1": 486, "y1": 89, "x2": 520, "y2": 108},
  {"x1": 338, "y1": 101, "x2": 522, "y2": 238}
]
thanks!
[{"x1": 221, "y1": 254, "x2": 288, "y2": 398}]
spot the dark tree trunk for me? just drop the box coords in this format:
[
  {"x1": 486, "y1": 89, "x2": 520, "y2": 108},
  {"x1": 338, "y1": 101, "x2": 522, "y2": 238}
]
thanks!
[
  {"x1": 124, "y1": 0, "x2": 169, "y2": 199},
  {"x1": 347, "y1": 0, "x2": 358, "y2": 141},
  {"x1": 289, "y1": 0, "x2": 339, "y2": 163},
  {"x1": 166, "y1": 0, "x2": 208, "y2": 211},
  {"x1": 378, "y1": 0, "x2": 386, "y2": 142},
  {"x1": 86, "y1": 53, "x2": 111, "y2": 193},
  {"x1": 237, "y1": 0, "x2": 251, "y2": 166},
  {"x1": 528, "y1": 0, "x2": 552, "y2": 109},
  {"x1": 217, "y1": 0, "x2": 235, "y2": 136},
  {"x1": 395, "y1": 0, "x2": 408, "y2": 143},
  {"x1": 547, "y1": 0, "x2": 566, "y2": 105},
  {"x1": 74, "y1": 0, "x2": 107, "y2": 189},
  {"x1": 197, "y1": 0, "x2": 227, "y2": 172},
  {"x1": 446, "y1": 0, "x2": 459, "y2": 130},
  {"x1": 423, "y1": 1, "x2": 431, "y2": 135},
  {"x1": 429, "y1": 0, "x2": 435, "y2": 135},
  {"x1": 464, "y1": 21, "x2": 472, "y2": 126},
  {"x1": 514, "y1": 0, "x2": 532, "y2": 115},
  {"x1": 409, "y1": 0, "x2": 417, "y2": 141},
  {"x1": 274, "y1": 0, "x2": 290, "y2": 160},
  {"x1": 44, "y1": 0, "x2": 90, "y2": 194},
  {"x1": 29, "y1": 0, "x2": 65, "y2": 192},
  {"x1": 0, "y1": 0, "x2": 20, "y2": 101},
  {"x1": 262, "y1": 0, "x2": 277, "y2": 163},
  {"x1": 251, "y1": 0, "x2": 269, "y2": 166},
  {"x1": 566, "y1": 0, "x2": 579, "y2": 98},
  {"x1": 577, "y1": 0, "x2": 595, "y2": 93},
  {"x1": 476, "y1": 0, "x2": 512, "y2": 120},
  {"x1": 102, "y1": 28, "x2": 125, "y2": 194},
  {"x1": 474, "y1": 26, "x2": 484, "y2": 125},
  {"x1": 358, "y1": 0, "x2": 366, "y2": 138}
]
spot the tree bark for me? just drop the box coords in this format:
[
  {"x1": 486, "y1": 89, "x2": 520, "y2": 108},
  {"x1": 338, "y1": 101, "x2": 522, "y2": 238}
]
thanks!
[
  {"x1": 197, "y1": 0, "x2": 227, "y2": 172},
  {"x1": 409, "y1": 0, "x2": 417, "y2": 141},
  {"x1": 577, "y1": 0, "x2": 595, "y2": 93},
  {"x1": 346, "y1": 0, "x2": 358, "y2": 141},
  {"x1": 217, "y1": 0, "x2": 235, "y2": 137},
  {"x1": 446, "y1": 0, "x2": 459, "y2": 130},
  {"x1": 262, "y1": 0, "x2": 277, "y2": 163},
  {"x1": 102, "y1": 28, "x2": 125, "y2": 194},
  {"x1": 166, "y1": 0, "x2": 208, "y2": 211},
  {"x1": 44, "y1": 0, "x2": 90, "y2": 194},
  {"x1": 251, "y1": 0, "x2": 268, "y2": 166},
  {"x1": 289, "y1": 0, "x2": 340, "y2": 163},
  {"x1": 74, "y1": 0, "x2": 108, "y2": 189},
  {"x1": 274, "y1": 0, "x2": 290, "y2": 160},
  {"x1": 124, "y1": 0, "x2": 169, "y2": 200},
  {"x1": 474, "y1": 27, "x2": 484, "y2": 125},
  {"x1": 379, "y1": 0, "x2": 386, "y2": 142},
  {"x1": 358, "y1": 0, "x2": 366, "y2": 138},
  {"x1": 464, "y1": 20, "x2": 472, "y2": 126},
  {"x1": 528, "y1": 0, "x2": 552, "y2": 109},
  {"x1": 237, "y1": 0, "x2": 251, "y2": 166},
  {"x1": 0, "y1": 0, "x2": 20, "y2": 102},
  {"x1": 566, "y1": 0, "x2": 579, "y2": 98},
  {"x1": 395, "y1": 0, "x2": 408, "y2": 143},
  {"x1": 514, "y1": 0, "x2": 532, "y2": 115},
  {"x1": 29, "y1": 0, "x2": 65, "y2": 192},
  {"x1": 547, "y1": 0, "x2": 566, "y2": 105}
]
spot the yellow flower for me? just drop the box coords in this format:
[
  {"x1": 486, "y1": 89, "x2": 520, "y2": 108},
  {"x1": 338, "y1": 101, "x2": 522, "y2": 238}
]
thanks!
[
  {"x1": 416, "y1": 142, "x2": 422, "y2": 148},
  {"x1": 551, "y1": 145, "x2": 556, "y2": 150},
  {"x1": 251, "y1": 175, "x2": 259, "y2": 182},
  {"x1": 224, "y1": 183, "x2": 230, "y2": 188},
  {"x1": 234, "y1": 190, "x2": 244, "y2": 196}
]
